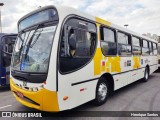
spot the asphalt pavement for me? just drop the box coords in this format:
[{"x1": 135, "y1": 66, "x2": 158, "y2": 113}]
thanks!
[{"x1": 0, "y1": 69, "x2": 160, "y2": 120}]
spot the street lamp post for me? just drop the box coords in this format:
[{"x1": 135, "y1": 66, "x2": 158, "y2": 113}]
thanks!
[
  {"x1": 0, "y1": 3, "x2": 4, "y2": 33},
  {"x1": 124, "y1": 24, "x2": 128, "y2": 28}
]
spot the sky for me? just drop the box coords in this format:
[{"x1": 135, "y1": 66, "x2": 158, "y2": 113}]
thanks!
[{"x1": 1, "y1": 0, "x2": 160, "y2": 36}]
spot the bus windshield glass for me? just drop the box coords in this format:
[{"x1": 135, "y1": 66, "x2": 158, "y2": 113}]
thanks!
[
  {"x1": 12, "y1": 9, "x2": 58, "y2": 73},
  {"x1": 12, "y1": 25, "x2": 56, "y2": 73}
]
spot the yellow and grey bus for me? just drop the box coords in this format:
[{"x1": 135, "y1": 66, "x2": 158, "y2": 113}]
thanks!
[{"x1": 10, "y1": 5, "x2": 158, "y2": 111}]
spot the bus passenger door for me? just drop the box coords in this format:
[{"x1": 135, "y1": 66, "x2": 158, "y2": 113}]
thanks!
[
  {"x1": 131, "y1": 56, "x2": 141, "y2": 83},
  {"x1": 117, "y1": 32, "x2": 133, "y2": 86},
  {"x1": 58, "y1": 18, "x2": 97, "y2": 110},
  {"x1": 131, "y1": 68, "x2": 137, "y2": 83},
  {"x1": 122, "y1": 58, "x2": 132, "y2": 86}
]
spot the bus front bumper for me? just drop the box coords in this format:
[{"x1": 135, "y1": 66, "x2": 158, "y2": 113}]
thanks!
[{"x1": 10, "y1": 79, "x2": 59, "y2": 112}]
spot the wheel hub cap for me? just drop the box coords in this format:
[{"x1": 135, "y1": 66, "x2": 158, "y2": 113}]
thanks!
[{"x1": 98, "y1": 83, "x2": 107, "y2": 102}]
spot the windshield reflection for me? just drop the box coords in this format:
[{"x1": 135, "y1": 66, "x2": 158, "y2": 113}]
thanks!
[{"x1": 12, "y1": 25, "x2": 56, "y2": 73}]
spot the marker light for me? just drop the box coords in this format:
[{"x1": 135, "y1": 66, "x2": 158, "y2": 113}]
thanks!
[
  {"x1": 63, "y1": 96, "x2": 69, "y2": 101},
  {"x1": 43, "y1": 81, "x2": 46, "y2": 85}
]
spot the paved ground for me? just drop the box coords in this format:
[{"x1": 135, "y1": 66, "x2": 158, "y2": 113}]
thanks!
[{"x1": 0, "y1": 69, "x2": 160, "y2": 120}]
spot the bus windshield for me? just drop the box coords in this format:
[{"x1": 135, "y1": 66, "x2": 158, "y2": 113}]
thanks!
[{"x1": 12, "y1": 25, "x2": 56, "y2": 73}]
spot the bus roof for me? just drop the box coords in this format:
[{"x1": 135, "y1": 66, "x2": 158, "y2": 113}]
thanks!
[
  {"x1": 0, "y1": 33, "x2": 17, "y2": 38},
  {"x1": 0, "y1": 32, "x2": 17, "y2": 39},
  {"x1": 18, "y1": 5, "x2": 158, "y2": 43},
  {"x1": 0, "y1": 33, "x2": 7, "y2": 38}
]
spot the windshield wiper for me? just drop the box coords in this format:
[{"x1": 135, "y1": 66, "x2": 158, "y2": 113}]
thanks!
[
  {"x1": 24, "y1": 24, "x2": 43, "y2": 58},
  {"x1": 27, "y1": 24, "x2": 43, "y2": 47},
  {"x1": 18, "y1": 30, "x2": 32, "y2": 60},
  {"x1": 18, "y1": 30, "x2": 24, "y2": 43},
  {"x1": 30, "y1": 30, "x2": 42, "y2": 48}
]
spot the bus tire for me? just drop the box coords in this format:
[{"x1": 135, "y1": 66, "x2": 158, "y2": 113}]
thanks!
[
  {"x1": 142, "y1": 67, "x2": 149, "y2": 82},
  {"x1": 93, "y1": 77, "x2": 109, "y2": 106}
]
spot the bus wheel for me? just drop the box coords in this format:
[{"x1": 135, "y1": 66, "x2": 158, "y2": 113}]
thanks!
[
  {"x1": 142, "y1": 67, "x2": 149, "y2": 82},
  {"x1": 93, "y1": 77, "x2": 109, "y2": 106}
]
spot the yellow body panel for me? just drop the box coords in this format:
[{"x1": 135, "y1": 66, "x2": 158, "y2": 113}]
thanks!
[
  {"x1": 94, "y1": 17, "x2": 121, "y2": 76},
  {"x1": 93, "y1": 48, "x2": 121, "y2": 76},
  {"x1": 133, "y1": 56, "x2": 141, "y2": 69},
  {"x1": 94, "y1": 48, "x2": 102, "y2": 75},
  {"x1": 10, "y1": 79, "x2": 59, "y2": 112},
  {"x1": 96, "y1": 23, "x2": 101, "y2": 41},
  {"x1": 96, "y1": 17, "x2": 111, "y2": 26}
]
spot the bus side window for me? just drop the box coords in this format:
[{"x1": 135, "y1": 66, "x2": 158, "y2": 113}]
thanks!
[
  {"x1": 158, "y1": 44, "x2": 160, "y2": 55},
  {"x1": 149, "y1": 42, "x2": 153, "y2": 55},
  {"x1": 132, "y1": 36, "x2": 141, "y2": 56},
  {"x1": 142, "y1": 40, "x2": 150, "y2": 55},
  {"x1": 68, "y1": 29, "x2": 76, "y2": 57},
  {"x1": 59, "y1": 18, "x2": 97, "y2": 73},
  {"x1": 100, "y1": 27, "x2": 117, "y2": 56},
  {"x1": 153, "y1": 43, "x2": 158, "y2": 55},
  {"x1": 117, "y1": 32, "x2": 132, "y2": 56},
  {"x1": 74, "y1": 29, "x2": 94, "y2": 57}
]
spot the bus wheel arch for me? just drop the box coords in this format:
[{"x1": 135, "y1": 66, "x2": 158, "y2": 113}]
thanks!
[
  {"x1": 100, "y1": 73, "x2": 114, "y2": 94},
  {"x1": 93, "y1": 73, "x2": 114, "y2": 106}
]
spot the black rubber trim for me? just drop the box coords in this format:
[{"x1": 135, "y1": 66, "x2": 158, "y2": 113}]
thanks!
[
  {"x1": 71, "y1": 64, "x2": 158, "y2": 86},
  {"x1": 112, "y1": 67, "x2": 145, "y2": 76},
  {"x1": 150, "y1": 63, "x2": 158, "y2": 66},
  {"x1": 71, "y1": 77, "x2": 99, "y2": 86},
  {"x1": 11, "y1": 70, "x2": 47, "y2": 83},
  {"x1": 112, "y1": 64, "x2": 158, "y2": 75}
]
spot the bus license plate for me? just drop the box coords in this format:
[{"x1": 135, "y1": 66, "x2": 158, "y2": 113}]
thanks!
[{"x1": 16, "y1": 91, "x2": 24, "y2": 98}]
